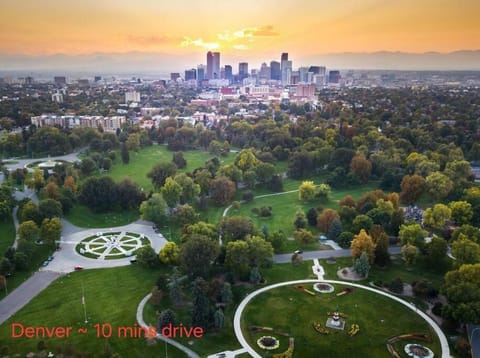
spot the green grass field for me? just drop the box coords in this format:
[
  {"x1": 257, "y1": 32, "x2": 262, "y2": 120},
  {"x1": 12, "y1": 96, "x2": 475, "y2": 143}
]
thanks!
[
  {"x1": 0, "y1": 217, "x2": 15, "y2": 257},
  {"x1": 228, "y1": 183, "x2": 377, "y2": 252},
  {"x1": 106, "y1": 145, "x2": 236, "y2": 191},
  {"x1": 65, "y1": 205, "x2": 139, "y2": 228},
  {"x1": 241, "y1": 283, "x2": 441, "y2": 357},
  {"x1": 0, "y1": 265, "x2": 187, "y2": 357}
]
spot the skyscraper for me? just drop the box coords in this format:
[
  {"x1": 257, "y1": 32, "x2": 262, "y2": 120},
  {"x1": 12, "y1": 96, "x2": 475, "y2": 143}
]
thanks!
[
  {"x1": 224, "y1": 65, "x2": 233, "y2": 82},
  {"x1": 238, "y1": 62, "x2": 249, "y2": 81},
  {"x1": 206, "y1": 52, "x2": 220, "y2": 80},
  {"x1": 197, "y1": 65, "x2": 205, "y2": 83},
  {"x1": 280, "y1": 53, "x2": 291, "y2": 85},
  {"x1": 259, "y1": 63, "x2": 271, "y2": 80},
  {"x1": 270, "y1": 61, "x2": 281, "y2": 81},
  {"x1": 206, "y1": 52, "x2": 214, "y2": 80},
  {"x1": 185, "y1": 69, "x2": 196, "y2": 81}
]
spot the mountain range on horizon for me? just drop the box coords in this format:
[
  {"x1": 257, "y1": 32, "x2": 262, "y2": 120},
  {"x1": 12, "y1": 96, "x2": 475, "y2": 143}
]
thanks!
[{"x1": 1, "y1": 50, "x2": 480, "y2": 75}]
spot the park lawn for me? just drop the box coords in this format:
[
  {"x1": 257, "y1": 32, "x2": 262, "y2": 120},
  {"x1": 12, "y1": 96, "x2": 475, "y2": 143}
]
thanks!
[
  {"x1": 319, "y1": 255, "x2": 447, "y2": 294},
  {"x1": 227, "y1": 183, "x2": 378, "y2": 252},
  {"x1": 0, "y1": 217, "x2": 15, "y2": 256},
  {"x1": 106, "y1": 145, "x2": 235, "y2": 191},
  {"x1": 0, "y1": 265, "x2": 189, "y2": 357},
  {"x1": 143, "y1": 261, "x2": 314, "y2": 356},
  {"x1": 65, "y1": 204, "x2": 139, "y2": 228},
  {"x1": 0, "y1": 244, "x2": 53, "y2": 300},
  {"x1": 241, "y1": 284, "x2": 441, "y2": 358}
]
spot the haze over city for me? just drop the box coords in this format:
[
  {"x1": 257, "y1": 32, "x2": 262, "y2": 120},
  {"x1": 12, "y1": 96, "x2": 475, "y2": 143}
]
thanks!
[{"x1": 1, "y1": 0, "x2": 480, "y2": 72}]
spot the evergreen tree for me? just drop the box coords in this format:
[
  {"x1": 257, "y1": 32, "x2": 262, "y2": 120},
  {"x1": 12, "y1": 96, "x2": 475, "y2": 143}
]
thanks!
[
  {"x1": 121, "y1": 142, "x2": 129, "y2": 164},
  {"x1": 214, "y1": 308, "x2": 225, "y2": 330},
  {"x1": 158, "y1": 309, "x2": 176, "y2": 330},
  {"x1": 191, "y1": 277, "x2": 213, "y2": 330}
]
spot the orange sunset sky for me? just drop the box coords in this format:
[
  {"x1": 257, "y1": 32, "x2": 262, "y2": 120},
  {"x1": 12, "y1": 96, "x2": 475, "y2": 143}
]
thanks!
[{"x1": 1, "y1": 0, "x2": 479, "y2": 61}]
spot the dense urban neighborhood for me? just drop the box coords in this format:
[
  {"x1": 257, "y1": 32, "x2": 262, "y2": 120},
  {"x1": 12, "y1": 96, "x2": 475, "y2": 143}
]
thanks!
[{"x1": 0, "y1": 57, "x2": 480, "y2": 358}]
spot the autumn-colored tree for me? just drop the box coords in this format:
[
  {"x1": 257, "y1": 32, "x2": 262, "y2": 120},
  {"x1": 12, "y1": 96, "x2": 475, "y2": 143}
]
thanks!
[
  {"x1": 350, "y1": 229, "x2": 376, "y2": 264},
  {"x1": 449, "y1": 201, "x2": 473, "y2": 225},
  {"x1": 63, "y1": 176, "x2": 77, "y2": 193},
  {"x1": 209, "y1": 176, "x2": 236, "y2": 206},
  {"x1": 298, "y1": 181, "x2": 316, "y2": 202},
  {"x1": 339, "y1": 195, "x2": 356, "y2": 208},
  {"x1": 349, "y1": 154, "x2": 372, "y2": 183},
  {"x1": 370, "y1": 225, "x2": 390, "y2": 266},
  {"x1": 400, "y1": 174, "x2": 426, "y2": 205},
  {"x1": 43, "y1": 181, "x2": 60, "y2": 200},
  {"x1": 159, "y1": 242, "x2": 179, "y2": 265},
  {"x1": 423, "y1": 204, "x2": 451, "y2": 230},
  {"x1": 234, "y1": 148, "x2": 260, "y2": 172},
  {"x1": 317, "y1": 208, "x2": 340, "y2": 233},
  {"x1": 402, "y1": 244, "x2": 418, "y2": 266}
]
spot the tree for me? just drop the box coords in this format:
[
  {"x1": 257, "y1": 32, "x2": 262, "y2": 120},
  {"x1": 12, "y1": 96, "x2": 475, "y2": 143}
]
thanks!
[
  {"x1": 317, "y1": 209, "x2": 340, "y2": 233},
  {"x1": 158, "y1": 309, "x2": 176, "y2": 330},
  {"x1": 121, "y1": 142, "x2": 130, "y2": 164},
  {"x1": 27, "y1": 169, "x2": 45, "y2": 191},
  {"x1": 234, "y1": 148, "x2": 260, "y2": 172},
  {"x1": 139, "y1": 193, "x2": 168, "y2": 227},
  {"x1": 175, "y1": 173, "x2": 200, "y2": 204},
  {"x1": 220, "y1": 282, "x2": 233, "y2": 305},
  {"x1": 425, "y1": 172, "x2": 453, "y2": 201},
  {"x1": 78, "y1": 176, "x2": 118, "y2": 213},
  {"x1": 63, "y1": 176, "x2": 77, "y2": 193},
  {"x1": 350, "y1": 229, "x2": 375, "y2": 264},
  {"x1": 423, "y1": 204, "x2": 451, "y2": 230},
  {"x1": 159, "y1": 242, "x2": 179, "y2": 265},
  {"x1": 40, "y1": 217, "x2": 62, "y2": 248},
  {"x1": 194, "y1": 169, "x2": 212, "y2": 195},
  {"x1": 451, "y1": 225, "x2": 480, "y2": 243},
  {"x1": 161, "y1": 177, "x2": 182, "y2": 208},
  {"x1": 249, "y1": 266, "x2": 262, "y2": 284},
  {"x1": 173, "y1": 204, "x2": 198, "y2": 226},
  {"x1": 295, "y1": 229, "x2": 316, "y2": 244},
  {"x1": 449, "y1": 201, "x2": 473, "y2": 225},
  {"x1": 400, "y1": 174, "x2": 426, "y2": 205},
  {"x1": 179, "y1": 235, "x2": 219, "y2": 278},
  {"x1": 352, "y1": 214, "x2": 373, "y2": 233},
  {"x1": 43, "y1": 181, "x2": 61, "y2": 200},
  {"x1": 402, "y1": 244, "x2": 418, "y2": 266},
  {"x1": 442, "y1": 263, "x2": 480, "y2": 324},
  {"x1": 214, "y1": 308, "x2": 225, "y2": 330},
  {"x1": 117, "y1": 177, "x2": 142, "y2": 210},
  {"x1": 220, "y1": 216, "x2": 255, "y2": 242},
  {"x1": 298, "y1": 181, "x2": 315, "y2": 202},
  {"x1": 452, "y1": 237, "x2": 480, "y2": 267},
  {"x1": 191, "y1": 277, "x2": 213, "y2": 330},
  {"x1": 80, "y1": 157, "x2": 97, "y2": 177},
  {"x1": 328, "y1": 219, "x2": 342, "y2": 241},
  {"x1": 306, "y1": 208, "x2": 318, "y2": 226},
  {"x1": 209, "y1": 176, "x2": 236, "y2": 206},
  {"x1": 426, "y1": 236, "x2": 448, "y2": 265},
  {"x1": 293, "y1": 208, "x2": 307, "y2": 229},
  {"x1": 38, "y1": 199, "x2": 62, "y2": 219},
  {"x1": 135, "y1": 245, "x2": 159, "y2": 268},
  {"x1": 181, "y1": 221, "x2": 218, "y2": 242},
  {"x1": 255, "y1": 162, "x2": 275, "y2": 186},
  {"x1": 148, "y1": 162, "x2": 177, "y2": 189},
  {"x1": 172, "y1": 151, "x2": 187, "y2": 168},
  {"x1": 353, "y1": 252, "x2": 370, "y2": 277},
  {"x1": 225, "y1": 240, "x2": 250, "y2": 278},
  {"x1": 337, "y1": 232, "x2": 354, "y2": 248},
  {"x1": 316, "y1": 184, "x2": 331, "y2": 202},
  {"x1": 17, "y1": 220, "x2": 39, "y2": 242},
  {"x1": 399, "y1": 223, "x2": 427, "y2": 252},
  {"x1": 266, "y1": 230, "x2": 286, "y2": 253},
  {"x1": 349, "y1": 154, "x2": 372, "y2": 183},
  {"x1": 370, "y1": 225, "x2": 390, "y2": 266},
  {"x1": 247, "y1": 236, "x2": 273, "y2": 268}
]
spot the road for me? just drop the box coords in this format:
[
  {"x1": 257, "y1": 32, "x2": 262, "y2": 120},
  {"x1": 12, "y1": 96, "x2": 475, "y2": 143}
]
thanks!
[
  {"x1": 273, "y1": 246, "x2": 402, "y2": 263},
  {"x1": 0, "y1": 271, "x2": 63, "y2": 324}
]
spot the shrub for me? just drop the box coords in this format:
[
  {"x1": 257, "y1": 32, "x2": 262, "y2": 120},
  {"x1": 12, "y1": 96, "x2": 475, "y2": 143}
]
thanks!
[
  {"x1": 259, "y1": 206, "x2": 272, "y2": 217},
  {"x1": 388, "y1": 277, "x2": 404, "y2": 293}
]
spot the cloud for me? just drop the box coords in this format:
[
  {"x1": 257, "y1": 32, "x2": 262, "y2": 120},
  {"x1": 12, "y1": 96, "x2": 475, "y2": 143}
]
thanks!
[
  {"x1": 181, "y1": 25, "x2": 278, "y2": 51},
  {"x1": 180, "y1": 37, "x2": 219, "y2": 50}
]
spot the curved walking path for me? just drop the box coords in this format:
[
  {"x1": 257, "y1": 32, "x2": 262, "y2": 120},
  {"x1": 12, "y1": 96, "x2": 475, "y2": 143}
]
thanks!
[
  {"x1": 136, "y1": 293, "x2": 200, "y2": 358},
  {"x1": 233, "y1": 279, "x2": 450, "y2": 358}
]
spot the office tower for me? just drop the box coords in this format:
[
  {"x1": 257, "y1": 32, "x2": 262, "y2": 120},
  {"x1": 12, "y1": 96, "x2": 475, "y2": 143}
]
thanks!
[
  {"x1": 197, "y1": 65, "x2": 205, "y2": 83},
  {"x1": 270, "y1": 61, "x2": 281, "y2": 80},
  {"x1": 299, "y1": 67, "x2": 309, "y2": 83},
  {"x1": 170, "y1": 73, "x2": 180, "y2": 81},
  {"x1": 239, "y1": 62, "x2": 249, "y2": 81},
  {"x1": 281, "y1": 53, "x2": 288, "y2": 63},
  {"x1": 259, "y1": 63, "x2": 271, "y2": 80},
  {"x1": 54, "y1": 76, "x2": 66, "y2": 87},
  {"x1": 280, "y1": 53, "x2": 292, "y2": 85},
  {"x1": 185, "y1": 69, "x2": 196, "y2": 81},
  {"x1": 328, "y1": 70, "x2": 341, "y2": 84},
  {"x1": 224, "y1": 65, "x2": 233, "y2": 82},
  {"x1": 94, "y1": 76, "x2": 102, "y2": 82},
  {"x1": 206, "y1": 51, "x2": 220, "y2": 79}
]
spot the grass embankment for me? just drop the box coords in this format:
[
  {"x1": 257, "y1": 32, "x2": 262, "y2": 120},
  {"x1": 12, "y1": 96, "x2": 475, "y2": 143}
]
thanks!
[{"x1": 242, "y1": 283, "x2": 441, "y2": 357}]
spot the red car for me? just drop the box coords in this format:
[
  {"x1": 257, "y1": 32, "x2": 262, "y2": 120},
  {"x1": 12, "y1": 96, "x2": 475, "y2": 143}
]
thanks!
[{"x1": 74, "y1": 266, "x2": 84, "y2": 271}]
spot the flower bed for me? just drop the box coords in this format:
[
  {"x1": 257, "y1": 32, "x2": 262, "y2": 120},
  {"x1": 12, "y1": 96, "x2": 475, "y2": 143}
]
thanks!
[
  {"x1": 257, "y1": 336, "x2": 280, "y2": 350},
  {"x1": 313, "y1": 283, "x2": 334, "y2": 293}
]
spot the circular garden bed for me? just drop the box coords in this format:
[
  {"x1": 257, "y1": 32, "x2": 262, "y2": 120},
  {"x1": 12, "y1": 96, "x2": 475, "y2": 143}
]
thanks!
[{"x1": 75, "y1": 232, "x2": 150, "y2": 260}]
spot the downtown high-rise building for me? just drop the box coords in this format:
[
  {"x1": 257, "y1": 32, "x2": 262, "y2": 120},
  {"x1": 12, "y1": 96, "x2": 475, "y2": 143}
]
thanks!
[
  {"x1": 280, "y1": 53, "x2": 292, "y2": 85},
  {"x1": 224, "y1": 65, "x2": 233, "y2": 82},
  {"x1": 185, "y1": 68, "x2": 196, "y2": 81},
  {"x1": 197, "y1": 65, "x2": 205, "y2": 83},
  {"x1": 206, "y1": 51, "x2": 220, "y2": 79},
  {"x1": 270, "y1": 61, "x2": 281, "y2": 81},
  {"x1": 238, "y1": 62, "x2": 249, "y2": 81}
]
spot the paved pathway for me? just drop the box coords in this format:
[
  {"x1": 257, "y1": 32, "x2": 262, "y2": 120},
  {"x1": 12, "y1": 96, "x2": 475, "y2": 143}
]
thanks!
[
  {"x1": 233, "y1": 279, "x2": 451, "y2": 358},
  {"x1": 3, "y1": 151, "x2": 83, "y2": 172},
  {"x1": 136, "y1": 293, "x2": 200, "y2": 358},
  {"x1": 0, "y1": 271, "x2": 63, "y2": 324},
  {"x1": 311, "y1": 258, "x2": 325, "y2": 280}
]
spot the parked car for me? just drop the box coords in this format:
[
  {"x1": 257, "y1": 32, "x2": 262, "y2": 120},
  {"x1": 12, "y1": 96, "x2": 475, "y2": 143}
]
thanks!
[
  {"x1": 294, "y1": 250, "x2": 303, "y2": 254},
  {"x1": 42, "y1": 261, "x2": 49, "y2": 267},
  {"x1": 74, "y1": 266, "x2": 84, "y2": 271}
]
